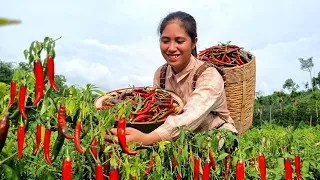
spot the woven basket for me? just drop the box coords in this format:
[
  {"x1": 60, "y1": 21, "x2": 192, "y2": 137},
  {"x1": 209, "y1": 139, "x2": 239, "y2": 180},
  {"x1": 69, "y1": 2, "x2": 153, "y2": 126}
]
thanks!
[{"x1": 224, "y1": 56, "x2": 256, "y2": 135}]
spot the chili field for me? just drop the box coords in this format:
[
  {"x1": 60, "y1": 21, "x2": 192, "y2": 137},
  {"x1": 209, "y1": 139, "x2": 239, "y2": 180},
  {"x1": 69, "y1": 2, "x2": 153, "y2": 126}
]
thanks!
[{"x1": 0, "y1": 37, "x2": 320, "y2": 180}]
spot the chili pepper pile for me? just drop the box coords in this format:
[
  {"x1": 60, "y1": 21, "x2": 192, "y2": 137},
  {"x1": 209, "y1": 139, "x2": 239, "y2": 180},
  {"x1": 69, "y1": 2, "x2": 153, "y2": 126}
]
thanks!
[
  {"x1": 197, "y1": 42, "x2": 254, "y2": 67},
  {"x1": 99, "y1": 87, "x2": 182, "y2": 123}
]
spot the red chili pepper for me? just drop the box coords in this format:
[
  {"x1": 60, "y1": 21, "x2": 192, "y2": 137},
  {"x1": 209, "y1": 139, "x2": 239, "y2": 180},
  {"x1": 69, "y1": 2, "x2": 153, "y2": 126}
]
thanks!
[
  {"x1": 173, "y1": 156, "x2": 178, "y2": 168},
  {"x1": 117, "y1": 117, "x2": 138, "y2": 155},
  {"x1": 58, "y1": 105, "x2": 74, "y2": 140},
  {"x1": 209, "y1": 150, "x2": 216, "y2": 170},
  {"x1": 18, "y1": 123, "x2": 25, "y2": 160},
  {"x1": 47, "y1": 56, "x2": 58, "y2": 92},
  {"x1": 33, "y1": 123, "x2": 42, "y2": 155},
  {"x1": 177, "y1": 173, "x2": 181, "y2": 180},
  {"x1": 18, "y1": 84, "x2": 28, "y2": 120},
  {"x1": 32, "y1": 60, "x2": 45, "y2": 106},
  {"x1": 236, "y1": 56, "x2": 245, "y2": 65},
  {"x1": 189, "y1": 152, "x2": 194, "y2": 163},
  {"x1": 294, "y1": 154, "x2": 302, "y2": 180},
  {"x1": 134, "y1": 101, "x2": 152, "y2": 115},
  {"x1": 8, "y1": 81, "x2": 16, "y2": 110},
  {"x1": 144, "y1": 156, "x2": 155, "y2": 176},
  {"x1": 258, "y1": 153, "x2": 266, "y2": 180},
  {"x1": 194, "y1": 158, "x2": 200, "y2": 180},
  {"x1": 109, "y1": 166, "x2": 119, "y2": 180},
  {"x1": 236, "y1": 160, "x2": 245, "y2": 180},
  {"x1": 44, "y1": 128, "x2": 52, "y2": 165},
  {"x1": 74, "y1": 120, "x2": 85, "y2": 154},
  {"x1": 95, "y1": 163, "x2": 104, "y2": 180},
  {"x1": 284, "y1": 158, "x2": 293, "y2": 180},
  {"x1": 133, "y1": 114, "x2": 153, "y2": 122},
  {"x1": 0, "y1": 114, "x2": 10, "y2": 153},
  {"x1": 202, "y1": 161, "x2": 211, "y2": 180},
  {"x1": 91, "y1": 137, "x2": 97, "y2": 159},
  {"x1": 62, "y1": 157, "x2": 72, "y2": 180}
]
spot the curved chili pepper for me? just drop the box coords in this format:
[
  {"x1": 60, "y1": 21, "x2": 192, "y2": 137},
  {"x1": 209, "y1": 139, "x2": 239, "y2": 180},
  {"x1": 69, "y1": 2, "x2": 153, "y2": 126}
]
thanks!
[
  {"x1": 284, "y1": 158, "x2": 293, "y2": 180},
  {"x1": 258, "y1": 153, "x2": 266, "y2": 180},
  {"x1": 144, "y1": 156, "x2": 155, "y2": 176},
  {"x1": 91, "y1": 137, "x2": 97, "y2": 159},
  {"x1": 33, "y1": 123, "x2": 42, "y2": 154},
  {"x1": 109, "y1": 166, "x2": 119, "y2": 180},
  {"x1": 134, "y1": 101, "x2": 152, "y2": 115},
  {"x1": 202, "y1": 161, "x2": 211, "y2": 180},
  {"x1": 8, "y1": 81, "x2": 16, "y2": 110},
  {"x1": 44, "y1": 128, "x2": 52, "y2": 165},
  {"x1": 62, "y1": 157, "x2": 72, "y2": 180},
  {"x1": 294, "y1": 154, "x2": 302, "y2": 180},
  {"x1": 209, "y1": 150, "x2": 216, "y2": 170},
  {"x1": 236, "y1": 160, "x2": 245, "y2": 180},
  {"x1": 177, "y1": 173, "x2": 181, "y2": 180},
  {"x1": 58, "y1": 105, "x2": 74, "y2": 140},
  {"x1": 18, "y1": 84, "x2": 27, "y2": 120},
  {"x1": 95, "y1": 163, "x2": 104, "y2": 180},
  {"x1": 194, "y1": 158, "x2": 200, "y2": 180},
  {"x1": 18, "y1": 123, "x2": 25, "y2": 160},
  {"x1": 117, "y1": 117, "x2": 138, "y2": 155},
  {"x1": 0, "y1": 114, "x2": 10, "y2": 153},
  {"x1": 32, "y1": 60, "x2": 45, "y2": 106},
  {"x1": 133, "y1": 114, "x2": 153, "y2": 122},
  {"x1": 74, "y1": 120, "x2": 85, "y2": 154},
  {"x1": 47, "y1": 56, "x2": 58, "y2": 92}
]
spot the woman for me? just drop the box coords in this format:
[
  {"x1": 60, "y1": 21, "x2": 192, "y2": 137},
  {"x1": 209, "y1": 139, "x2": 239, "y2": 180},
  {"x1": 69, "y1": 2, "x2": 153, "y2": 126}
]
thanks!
[{"x1": 104, "y1": 11, "x2": 238, "y2": 146}]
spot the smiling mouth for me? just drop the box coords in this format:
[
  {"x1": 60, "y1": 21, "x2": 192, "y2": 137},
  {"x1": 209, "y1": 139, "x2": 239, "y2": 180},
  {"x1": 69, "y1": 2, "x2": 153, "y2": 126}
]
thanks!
[{"x1": 167, "y1": 54, "x2": 180, "y2": 58}]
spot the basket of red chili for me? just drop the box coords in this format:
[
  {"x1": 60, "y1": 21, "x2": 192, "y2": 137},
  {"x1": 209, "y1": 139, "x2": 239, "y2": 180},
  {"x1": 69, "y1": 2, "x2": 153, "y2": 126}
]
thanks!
[{"x1": 94, "y1": 86, "x2": 184, "y2": 133}]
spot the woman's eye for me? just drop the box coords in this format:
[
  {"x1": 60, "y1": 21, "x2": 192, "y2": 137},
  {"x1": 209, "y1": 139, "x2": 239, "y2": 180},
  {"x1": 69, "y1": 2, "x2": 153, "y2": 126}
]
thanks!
[{"x1": 177, "y1": 41, "x2": 184, "y2": 44}]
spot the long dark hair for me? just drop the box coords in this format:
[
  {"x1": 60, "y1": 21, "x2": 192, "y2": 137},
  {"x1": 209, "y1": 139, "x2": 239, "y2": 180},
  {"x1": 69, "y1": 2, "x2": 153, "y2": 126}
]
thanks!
[{"x1": 157, "y1": 11, "x2": 198, "y2": 57}]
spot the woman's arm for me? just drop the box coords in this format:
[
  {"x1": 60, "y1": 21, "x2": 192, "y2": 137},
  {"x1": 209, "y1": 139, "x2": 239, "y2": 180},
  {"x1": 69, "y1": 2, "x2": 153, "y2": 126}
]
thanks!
[{"x1": 151, "y1": 67, "x2": 225, "y2": 141}]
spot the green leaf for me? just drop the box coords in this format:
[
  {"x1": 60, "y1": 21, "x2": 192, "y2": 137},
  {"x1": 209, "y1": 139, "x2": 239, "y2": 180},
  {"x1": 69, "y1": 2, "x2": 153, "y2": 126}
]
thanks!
[
  {"x1": 40, "y1": 99, "x2": 48, "y2": 116},
  {"x1": 93, "y1": 89, "x2": 107, "y2": 96},
  {"x1": 36, "y1": 41, "x2": 41, "y2": 51},
  {"x1": 1, "y1": 164, "x2": 13, "y2": 180},
  {"x1": 43, "y1": 37, "x2": 49, "y2": 46},
  {"x1": 36, "y1": 165, "x2": 46, "y2": 176},
  {"x1": 217, "y1": 153, "x2": 228, "y2": 162},
  {"x1": 24, "y1": 49, "x2": 28, "y2": 60}
]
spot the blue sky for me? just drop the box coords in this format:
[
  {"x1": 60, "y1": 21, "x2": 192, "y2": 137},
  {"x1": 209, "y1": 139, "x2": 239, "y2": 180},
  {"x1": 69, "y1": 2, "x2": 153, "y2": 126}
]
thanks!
[{"x1": 1, "y1": 0, "x2": 319, "y2": 95}]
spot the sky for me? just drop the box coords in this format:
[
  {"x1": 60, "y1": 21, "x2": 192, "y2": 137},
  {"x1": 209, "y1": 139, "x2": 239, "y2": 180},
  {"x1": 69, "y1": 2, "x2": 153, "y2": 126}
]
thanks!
[{"x1": 1, "y1": 0, "x2": 319, "y2": 96}]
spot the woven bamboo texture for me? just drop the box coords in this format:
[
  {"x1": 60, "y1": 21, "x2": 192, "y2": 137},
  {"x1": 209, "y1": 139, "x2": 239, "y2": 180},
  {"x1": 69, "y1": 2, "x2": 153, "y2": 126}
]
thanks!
[{"x1": 224, "y1": 56, "x2": 256, "y2": 135}]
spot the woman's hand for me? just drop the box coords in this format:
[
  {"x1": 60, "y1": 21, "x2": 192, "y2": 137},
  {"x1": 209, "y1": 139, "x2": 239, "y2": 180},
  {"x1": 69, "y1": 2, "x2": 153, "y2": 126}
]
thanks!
[{"x1": 105, "y1": 127, "x2": 162, "y2": 146}]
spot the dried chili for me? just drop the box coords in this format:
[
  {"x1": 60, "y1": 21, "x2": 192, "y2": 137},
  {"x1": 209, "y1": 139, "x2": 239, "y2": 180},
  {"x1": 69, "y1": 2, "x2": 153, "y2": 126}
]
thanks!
[
  {"x1": 236, "y1": 160, "x2": 245, "y2": 180},
  {"x1": 202, "y1": 161, "x2": 211, "y2": 180},
  {"x1": 18, "y1": 123, "x2": 25, "y2": 160},
  {"x1": 95, "y1": 163, "x2": 104, "y2": 180},
  {"x1": 18, "y1": 84, "x2": 28, "y2": 120},
  {"x1": 47, "y1": 56, "x2": 58, "y2": 92},
  {"x1": 284, "y1": 158, "x2": 293, "y2": 180},
  {"x1": 74, "y1": 120, "x2": 85, "y2": 154},
  {"x1": 144, "y1": 156, "x2": 155, "y2": 176},
  {"x1": 33, "y1": 123, "x2": 42, "y2": 155},
  {"x1": 58, "y1": 105, "x2": 74, "y2": 140},
  {"x1": 8, "y1": 81, "x2": 16, "y2": 110},
  {"x1": 294, "y1": 154, "x2": 302, "y2": 180},
  {"x1": 224, "y1": 150, "x2": 231, "y2": 180},
  {"x1": 133, "y1": 114, "x2": 153, "y2": 122},
  {"x1": 32, "y1": 60, "x2": 45, "y2": 106},
  {"x1": 0, "y1": 114, "x2": 9, "y2": 153},
  {"x1": 117, "y1": 117, "x2": 138, "y2": 155},
  {"x1": 258, "y1": 153, "x2": 266, "y2": 180},
  {"x1": 44, "y1": 128, "x2": 52, "y2": 165}
]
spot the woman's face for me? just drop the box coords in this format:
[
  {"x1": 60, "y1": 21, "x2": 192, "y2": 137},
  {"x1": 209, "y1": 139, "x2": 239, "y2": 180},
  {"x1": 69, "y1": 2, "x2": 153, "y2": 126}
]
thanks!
[{"x1": 160, "y1": 21, "x2": 197, "y2": 74}]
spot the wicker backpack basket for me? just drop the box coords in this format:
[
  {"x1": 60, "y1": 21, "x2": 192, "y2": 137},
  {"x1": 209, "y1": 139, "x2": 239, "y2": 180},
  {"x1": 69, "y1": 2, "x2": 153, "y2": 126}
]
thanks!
[{"x1": 223, "y1": 56, "x2": 256, "y2": 135}]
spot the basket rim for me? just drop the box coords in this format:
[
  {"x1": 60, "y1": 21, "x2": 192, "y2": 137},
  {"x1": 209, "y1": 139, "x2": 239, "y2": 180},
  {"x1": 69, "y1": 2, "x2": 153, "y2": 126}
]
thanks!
[{"x1": 224, "y1": 55, "x2": 256, "y2": 70}]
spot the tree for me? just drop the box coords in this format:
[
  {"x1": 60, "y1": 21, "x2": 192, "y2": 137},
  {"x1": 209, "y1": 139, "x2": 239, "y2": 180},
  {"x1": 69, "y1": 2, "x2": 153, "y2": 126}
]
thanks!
[
  {"x1": 283, "y1": 78, "x2": 299, "y2": 92},
  {"x1": 299, "y1": 57, "x2": 318, "y2": 122},
  {"x1": 0, "y1": 61, "x2": 14, "y2": 84},
  {"x1": 298, "y1": 57, "x2": 314, "y2": 90}
]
